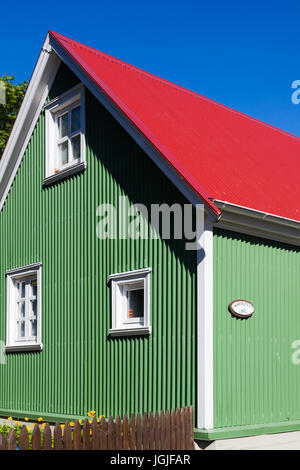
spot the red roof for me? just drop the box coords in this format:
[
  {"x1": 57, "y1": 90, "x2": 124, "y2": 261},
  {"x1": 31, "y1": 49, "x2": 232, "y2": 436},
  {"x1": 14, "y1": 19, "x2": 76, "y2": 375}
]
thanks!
[{"x1": 50, "y1": 31, "x2": 300, "y2": 222}]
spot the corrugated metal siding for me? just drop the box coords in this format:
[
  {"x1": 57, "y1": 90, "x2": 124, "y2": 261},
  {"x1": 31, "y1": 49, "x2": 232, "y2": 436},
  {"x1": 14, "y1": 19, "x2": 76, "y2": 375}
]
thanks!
[
  {"x1": 0, "y1": 63, "x2": 196, "y2": 420},
  {"x1": 214, "y1": 228, "x2": 300, "y2": 429}
]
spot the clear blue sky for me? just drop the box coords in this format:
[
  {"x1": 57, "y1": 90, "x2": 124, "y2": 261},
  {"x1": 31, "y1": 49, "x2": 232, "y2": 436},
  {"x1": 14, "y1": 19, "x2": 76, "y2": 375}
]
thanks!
[{"x1": 1, "y1": 0, "x2": 300, "y2": 136}]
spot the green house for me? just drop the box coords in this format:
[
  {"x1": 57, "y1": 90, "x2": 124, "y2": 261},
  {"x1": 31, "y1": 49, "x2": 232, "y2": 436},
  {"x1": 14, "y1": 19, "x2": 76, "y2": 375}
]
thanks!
[{"x1": 0, "y1": 31, "x2": 300, "y2": 444}]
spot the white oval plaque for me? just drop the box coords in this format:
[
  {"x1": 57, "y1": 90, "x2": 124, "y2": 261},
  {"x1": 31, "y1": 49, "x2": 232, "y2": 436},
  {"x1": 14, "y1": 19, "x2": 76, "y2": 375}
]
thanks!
[{"x1": 229, "y1": 300, "x2": 254, "y2": 318}]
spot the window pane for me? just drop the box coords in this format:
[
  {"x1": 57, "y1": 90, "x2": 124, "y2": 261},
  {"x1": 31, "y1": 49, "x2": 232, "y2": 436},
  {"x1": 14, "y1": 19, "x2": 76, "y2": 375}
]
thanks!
[
  {"x1": 71, "y1": 106, "x2": 81, "y2": 133},
  {"x1": 128, "y1": 289, "x2": 144, "y2": 318},
  {"x1": 30, "y1": 279, "x2": 37, "y2": 298},
  {"x1": 71, "y1": 135, "x2": 80, "y2": 160},
  {"x1": 31, "y1": 300, "x2": 37, "y2": 318},
  {"x1": 58, "y1": 141, "x2": 68, "y2": 166},
  {"x1": 59, "y1": 113, "x2": 68, "y2": 138},
  {"x1": 18, "y1": 302, "x2": 25, "y2": 318},
  {"x1": 18, "y1": 321, "x2": 25, "y2": 338},
  {"x1": 30, "y1": 319, "x2": 37, "y2": 337},
  {"x1": 19, "y1": 282, "x2": 26, "y2": 299}
]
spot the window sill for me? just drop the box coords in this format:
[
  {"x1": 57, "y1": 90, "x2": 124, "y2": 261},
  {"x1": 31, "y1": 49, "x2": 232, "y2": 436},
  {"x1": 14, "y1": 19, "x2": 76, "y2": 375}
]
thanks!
[
  {"x1": 5, "y1": 343, "x2": 43, "y2": 353},
  {"x1": 43, "y1": 161, "x2": 86, "y2": 186},
  {"x1": 109, "y1": 326, "x2": 151, "y2": 337}
]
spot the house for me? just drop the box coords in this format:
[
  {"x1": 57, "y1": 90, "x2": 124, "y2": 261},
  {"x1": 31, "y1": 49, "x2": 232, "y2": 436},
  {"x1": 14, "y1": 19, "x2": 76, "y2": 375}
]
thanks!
[{"x1": 0, "y1": 31, "x2": 299, "y2": 444}]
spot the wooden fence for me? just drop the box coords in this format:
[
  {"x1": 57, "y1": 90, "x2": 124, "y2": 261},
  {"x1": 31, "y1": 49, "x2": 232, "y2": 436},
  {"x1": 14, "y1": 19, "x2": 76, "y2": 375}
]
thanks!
[{"x1": 0, "y1": 406, "x2": 194, "y2": 450}]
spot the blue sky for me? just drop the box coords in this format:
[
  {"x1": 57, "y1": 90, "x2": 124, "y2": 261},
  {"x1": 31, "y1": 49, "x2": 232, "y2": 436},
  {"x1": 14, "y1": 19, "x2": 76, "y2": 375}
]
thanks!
[{"x1": 1, "y1": 0, "x2": 300, "y2": 136}]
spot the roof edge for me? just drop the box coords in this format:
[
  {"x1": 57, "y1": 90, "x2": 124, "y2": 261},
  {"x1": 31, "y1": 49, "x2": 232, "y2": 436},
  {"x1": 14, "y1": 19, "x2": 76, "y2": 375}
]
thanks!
[{"x1": 214, "y1": 200, "x2": 300, "y2": 247}]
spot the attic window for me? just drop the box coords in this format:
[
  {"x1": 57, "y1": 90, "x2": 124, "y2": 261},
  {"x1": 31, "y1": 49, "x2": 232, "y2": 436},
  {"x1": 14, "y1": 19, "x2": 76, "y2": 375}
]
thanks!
[{"x1": 44, "y1": 84, "x2": 86, "y2": 184}]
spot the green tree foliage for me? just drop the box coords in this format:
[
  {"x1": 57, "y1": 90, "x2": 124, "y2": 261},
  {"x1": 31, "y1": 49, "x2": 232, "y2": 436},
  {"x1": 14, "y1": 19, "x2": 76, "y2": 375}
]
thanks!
[{"x1": 0, "y1": 74, "x2": 28, "y2": 158}]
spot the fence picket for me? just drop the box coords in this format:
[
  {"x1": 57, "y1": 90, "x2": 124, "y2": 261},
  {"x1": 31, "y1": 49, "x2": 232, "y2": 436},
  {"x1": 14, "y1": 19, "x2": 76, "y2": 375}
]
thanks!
[
  {"x1": 108, "y1": 416, "x2": 115, "y2": 450},
  {"x1": 142, "y1": 412, "x2": 149, "y2": 450},
  {"x1": 136, "y1": 413, "x2": 142, "y2": 450},
  {"x1": 149, "y1": 412, "x2": 154, "y2": 449},
  {"x1": 32, "y1": 425, "x2": 41, "y2": 450},
  {"x1": 188, "y1": 406, "x2": 194, "y2": 450},
  {"x1": 99, "y1": 416, "x2": 108, "y2": 450},
  {"x1": 83, "y1": 419, "x2": 91, "y2": 450},
  {"x1": 129, "y1": 414, "x2": 136, "y2": 450},
  {"x1": 175, "y1": 409, "x2": 181, "y2": 450},
  {"x1": 115, "y1": 415, "x2": 122, "y2": 449},
  {"x1": 7, "y1": 429, "x2": 17, "y2": 450},
  {"x1": 91, "y1": 417, "x2": 99, "y2": 450},
  {"x1": 0, "y1": 434, "x2": 7, "y2": 450},
  {"x1": 53, "y1": 423, "x2": 63, "y2": 450},
  {"x1": 154, "y1": 411, "x2": 160, "y2": 450},
  {"x1": 43, "y1": 423, "x2": 52, "y2": 450},
  {"x1": 19, "y1": 426, "x2": 29, "y2": 450},
  {"x1": 170, "y1": 409, "x2": 176, "y2": 449},
  {"x1": 73, "y1": 420, "x2": 82, "y2": 450},
  {"x1": 63, "y1": 421, "x2": 72, "y2": 450},
  {"x1": 165, "y1": 410, "x2": 171, "y2": 449},
  {"x1": 123, "y1": 414, "x2": 129, "y2": 450},
  {"x1": 160, "y1": 410, "x2": 166, "y2": 449}
]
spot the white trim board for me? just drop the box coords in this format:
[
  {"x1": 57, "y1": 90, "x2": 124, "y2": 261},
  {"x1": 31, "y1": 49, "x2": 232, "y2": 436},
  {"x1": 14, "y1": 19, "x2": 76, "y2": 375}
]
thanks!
[
  {"x1": 0, "y1": 34, "x2": 61, "y2": 212},
  {"x1": 197, "y1": 215, "x2": 214, "y2": 430}
]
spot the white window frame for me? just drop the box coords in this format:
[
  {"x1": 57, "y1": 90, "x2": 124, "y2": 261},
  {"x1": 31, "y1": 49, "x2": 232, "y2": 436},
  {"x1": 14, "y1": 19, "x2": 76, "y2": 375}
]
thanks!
[
  {"x1": 44, "y1": 84, "x2": 86, "y2": 184},
  {"x1": 109, "y1": 268, "x2": 151, "y2": 337},
  {"x1": 6, "y1": 263, "x2": 43, "y2": 352}
]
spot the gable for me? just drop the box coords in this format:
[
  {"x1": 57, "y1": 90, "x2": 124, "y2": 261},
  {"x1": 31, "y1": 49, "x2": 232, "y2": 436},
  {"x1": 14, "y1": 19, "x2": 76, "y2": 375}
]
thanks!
[{"x1": 0, "y1": 33, "x2": 216, "y2": 221}]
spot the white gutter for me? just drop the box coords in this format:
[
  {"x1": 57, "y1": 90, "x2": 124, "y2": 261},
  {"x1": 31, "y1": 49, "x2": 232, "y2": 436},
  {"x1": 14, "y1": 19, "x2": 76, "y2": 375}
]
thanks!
[{"x1": 213, "y1": 200, "x2": 300, "y2": 246}]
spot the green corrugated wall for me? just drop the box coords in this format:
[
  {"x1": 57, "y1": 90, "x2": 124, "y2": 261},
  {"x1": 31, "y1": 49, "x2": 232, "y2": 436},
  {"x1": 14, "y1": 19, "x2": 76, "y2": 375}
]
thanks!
[
  {"x1": 0, "y1": 63, "x2": 196, "y2": 421},
  {"x1": 214, "y1": 228, "x2": 300, "y2": 429}
]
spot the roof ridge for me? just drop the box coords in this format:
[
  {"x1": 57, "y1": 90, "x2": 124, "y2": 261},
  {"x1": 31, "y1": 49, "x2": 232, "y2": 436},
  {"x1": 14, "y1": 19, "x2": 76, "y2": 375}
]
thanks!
[{"x1": 51, "y1": 31, "x2": 300, "y2": 144}]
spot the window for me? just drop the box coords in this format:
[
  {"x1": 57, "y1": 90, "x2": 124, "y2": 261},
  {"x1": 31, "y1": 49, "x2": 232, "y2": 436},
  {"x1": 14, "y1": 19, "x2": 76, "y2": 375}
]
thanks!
[
  {"x1": 6, "y1": 263, "x2": 42, "y2": 351},
  {"x1": 44, "y1": 84, "x2": 86, "y2": 183},
  {"x1": 109, "y1": 268, "x2": 151, "y2": 336}
]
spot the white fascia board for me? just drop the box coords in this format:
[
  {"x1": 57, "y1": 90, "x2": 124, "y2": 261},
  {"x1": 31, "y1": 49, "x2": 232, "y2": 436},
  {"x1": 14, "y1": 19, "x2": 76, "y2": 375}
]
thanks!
[
  {"x1": 197, "y1": 215, "x2": 214, "y2": 430},
  {"x1": 214, "y1": 200, "x2": 300, "y2": 246},
  {"x1": 0, "y1": 34, "x2": 61, "y2": 212},
  {"x1": 49, "y1": 35, "x2": 219, "y2": 222}
]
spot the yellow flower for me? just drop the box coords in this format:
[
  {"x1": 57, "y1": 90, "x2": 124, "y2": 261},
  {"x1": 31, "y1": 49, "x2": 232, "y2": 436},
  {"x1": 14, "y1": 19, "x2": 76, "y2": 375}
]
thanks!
[
  {"x1": 88, "y1": 419, "x2": 93, "y2": 424},
  {"x1": 37, "y1": 417, "x2": 43, "y2": 422},
  {"x1": 78, "y1": 419, "x2": 82, "y2": 424},
  {"x1": 24, "y1": 417, "x2": 29, "y2": 422},
  {"x1": 61, "y1": 424, "x2": 65, "y2": 428},
  {"x1": 70, "y1": 422, "x2": 75, "y2": 427},
  {"x1": 87, "y1": 410, "x2": 96, "y2": 417},
  {"x1": 41, "y1": 423, "x2": 46, "y2": 429},
  {"x1": 8, "y1": 417, "x2": 13, "y2": 421},
  {"x1": 15, "y1": 421, "x2": 20, "y2": 426},
  {"x1": 98, "y1": 415, "x2": 105, "y2": 419},
  {"x1": 26, "y1": 426, "x2": 31, "y2": 431}
]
